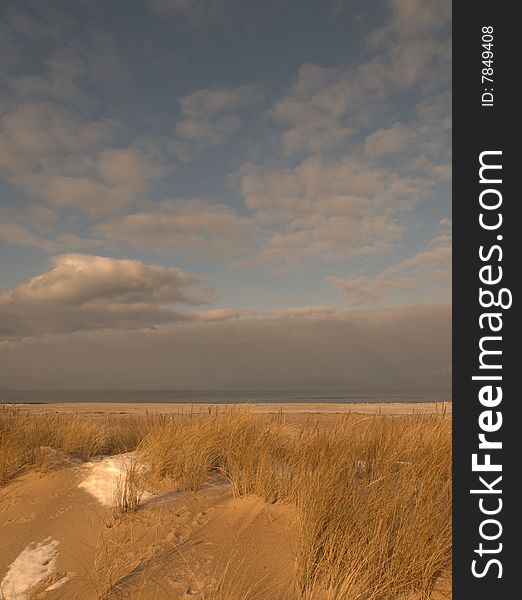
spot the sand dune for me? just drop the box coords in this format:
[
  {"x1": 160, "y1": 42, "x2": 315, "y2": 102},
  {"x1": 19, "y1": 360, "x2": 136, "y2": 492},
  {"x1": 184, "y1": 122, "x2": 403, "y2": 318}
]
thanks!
[
  {"x1": 0, "y1": 405, "x2": 451, "y2": 599},
  {"x1": 1, "y1": 466, "x2": 296, "y2": 599}
]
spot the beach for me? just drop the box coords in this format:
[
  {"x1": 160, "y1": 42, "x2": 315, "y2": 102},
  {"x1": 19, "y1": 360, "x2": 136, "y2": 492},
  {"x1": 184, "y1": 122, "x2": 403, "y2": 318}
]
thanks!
[
  {"x1": 0, "y1": 403, "x2": 451, "y2": 599},
  {"x1": 9, "y1": 400, "x2": 452, "y2": 416}
]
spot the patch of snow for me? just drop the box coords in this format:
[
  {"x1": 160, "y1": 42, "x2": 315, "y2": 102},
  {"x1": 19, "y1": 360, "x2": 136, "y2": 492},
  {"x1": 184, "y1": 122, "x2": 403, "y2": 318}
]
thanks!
[
  {"x1": 0, "y1": 538, "x2": 59, "y2": 600},
  {"x1": 79, "y1": 452, "x2": 152, "y2": 507}
]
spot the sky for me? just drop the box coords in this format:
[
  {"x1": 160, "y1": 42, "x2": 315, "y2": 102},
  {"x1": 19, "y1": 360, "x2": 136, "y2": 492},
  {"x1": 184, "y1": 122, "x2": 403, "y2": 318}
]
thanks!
[{"x1": 0, "y1": 0, "x2": 451, "y2": 391}]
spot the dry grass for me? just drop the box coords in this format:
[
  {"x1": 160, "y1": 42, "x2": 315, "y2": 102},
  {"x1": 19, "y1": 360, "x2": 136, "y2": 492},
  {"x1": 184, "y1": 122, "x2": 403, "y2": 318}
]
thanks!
[
  {"x1": 137, "y1": 411, "x2": 292, "y2": 501},
  {"x1": 0, "y1": 406, "x2": 148, "y2": 485},
  {"x1": 0, "y1": 406, "x2": 451, "y2": 599},
  {"x1": 293, "y1": 415, "x2": 451, "y2": 599},
  {"x1": 86, "y1": 518, "x2": 175, "y2": 599},
  {"x1": 136, "y1": 410, "x2": 451, "y2": 598},
  {"x1": 112, "y1": 460, "x2": 147, "y2": 518}
]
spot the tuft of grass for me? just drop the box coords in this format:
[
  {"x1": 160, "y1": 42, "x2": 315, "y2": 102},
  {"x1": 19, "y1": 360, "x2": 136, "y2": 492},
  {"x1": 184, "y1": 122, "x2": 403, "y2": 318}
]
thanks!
[{"x1": 112, "y1": 459, "x2": 146, "y2": 518}]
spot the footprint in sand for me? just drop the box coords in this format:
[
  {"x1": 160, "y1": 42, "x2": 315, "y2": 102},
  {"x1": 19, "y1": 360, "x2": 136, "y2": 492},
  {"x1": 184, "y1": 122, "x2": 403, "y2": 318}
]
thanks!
[
  {"x1": 165, "y1": 530, "x2": 179, "y2": 542},
  {"x1": 168, "y1": 579, "x2": 188, "y2": 593},
  {"x1": 191, "y1": 511, "x2": 209, "y2": 526},
  {"x1": 176, "y1": 509, "x2": 192, "y2": 522},
  {"x1": 167, "y1": 577, "x2": 203, "y2": 596},
  {"x1": 3, "y1": 512, "x2": 37, "y2": 526},
  {"x1": 0, "y1": 495, "x2": 21, "y2": 512},
  {"x1": 49, "y1": 506, "x2": 72, "y2": 519},
  {"x1": 171, "y1": 524, "x2": 193, "y2": 542}
]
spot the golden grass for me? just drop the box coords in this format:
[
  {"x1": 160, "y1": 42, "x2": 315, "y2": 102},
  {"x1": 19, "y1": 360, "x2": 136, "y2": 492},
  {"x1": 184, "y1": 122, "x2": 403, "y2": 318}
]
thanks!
[
  {"x1": 293, "y1": 416, "x2": 451, "y2": 599},
  {"x1": 113, "y1": 459, "x2": 147, "y2": 518},
  {"x1": 86, "y1": 517, "x2": 176, "y2": 599},
  {"x1": 0, "y1": 406, "x2": 148, "y2": 484},
  {"x1": 136, "y1": 410, "x2": 451, "y2": 598},
  {"x1": 0, "y1": 406, "x2": 451, "y2": 599}
]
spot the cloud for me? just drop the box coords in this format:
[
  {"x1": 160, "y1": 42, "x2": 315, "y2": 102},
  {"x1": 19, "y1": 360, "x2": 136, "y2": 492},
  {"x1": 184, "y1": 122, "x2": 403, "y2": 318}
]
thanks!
[
  {"x1": 96, "y1": 148, "x2": 169, "y2": 187},
  {"x1": 93, "y1": 151, "x2": 430, "y2": 267},
  {"x1": 4, "y1": 5, "x2": 68, "y2": 43},
  {"x1": 0, "y1": 100, "x2": 169, "y2": 216},
  {"x1": 364, "y1": 90, "x2": 451, "y2": 183},
  {"x1": 0, "y1": 205, "x2": 58, "y2": 251},
  {"x1": 0, "y1": 222, "x2": 56, "y2": 252},
  {"x1": 0, "y1": 254, "x2": 212, "y2": 337},
  {"x1": 192, "y1": 307, "x2": 255, "y2": 321},
  {"x1": 364, "y1": 122, "x2": 418, "y2": 158},
  {"x1": 174, "y1": 84, "x2": 262, "y2": 149},
  {"x1": 0, "y1": 0, "x2": 451, "y2": 277},
  {"x1": 234, "y1": 156, "x2": 430, "y2": 266},
  {"x1": 370, "y1": 0, "x2": 451, "y2": 44},
  {"x1": 329, "y1": 236, "x2": 451, "y2": 305},
  {"x1": 269, "y1": 0, "x2": 450, "y2": 162},
  {"x1": 0, "y1": 301, "x2": 451, "y2": 390},
  {"x1": 180, "y1": 84, "x2": 261, "y2": 118},
  {"x1": 271, "y1": 63, "x2": 358, "y2": 158},
  {"x1": 94, "y1": 199, "x2": 260, "y2": 258},
  {"x1": 94, "y1": 146, "x2": 434, "y2": 267},
  {"x1": 175, "y1": 115, "x2": 240, "y2": 146},
  {"x1": 270, "y1": 60, "x2": 450, "y2": 171},
  {"x1": 275, "y1": 305, "x2": 337, "y2": 318},
  {"x1": 0, "y1": 23, "x2": 168, "y2": 219}
]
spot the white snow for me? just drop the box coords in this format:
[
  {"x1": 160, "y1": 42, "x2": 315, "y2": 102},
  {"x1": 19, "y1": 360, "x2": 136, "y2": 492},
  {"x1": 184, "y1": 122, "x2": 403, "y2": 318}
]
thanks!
[
  {"x1": 0, "y1": 538, "x2": 59, "y2": 600},
  {"x1": 79, "y1": 452, "x2": 152, "y2": 507}
]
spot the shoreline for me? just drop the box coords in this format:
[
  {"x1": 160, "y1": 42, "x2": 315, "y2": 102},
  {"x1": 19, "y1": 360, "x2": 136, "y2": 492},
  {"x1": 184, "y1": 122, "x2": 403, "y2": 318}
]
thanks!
[{"x1": 2, "y1": 401, "x2": 452, "y2": 416}]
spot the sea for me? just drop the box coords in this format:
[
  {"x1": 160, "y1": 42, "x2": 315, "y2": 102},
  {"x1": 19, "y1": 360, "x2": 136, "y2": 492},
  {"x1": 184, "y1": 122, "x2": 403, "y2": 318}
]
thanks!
[{"x1": 0, "y1": 388, "x2": 451, "y2": 405}]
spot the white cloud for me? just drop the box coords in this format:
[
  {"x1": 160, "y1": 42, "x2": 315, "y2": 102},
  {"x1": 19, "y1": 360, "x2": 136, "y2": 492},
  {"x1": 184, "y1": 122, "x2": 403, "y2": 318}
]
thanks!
[
  {"x1": 0, "y1": 100, "x2": 169, "y2": 216},
  {"x1": 0, "y1": 254, "x2": 212, "y2": 337},
  {"x1": 234, "y1": 155, "x2": 429, "y2": 266},
  {"x1": 93, "y1": 151, "x2": 430, "y2": 267}
]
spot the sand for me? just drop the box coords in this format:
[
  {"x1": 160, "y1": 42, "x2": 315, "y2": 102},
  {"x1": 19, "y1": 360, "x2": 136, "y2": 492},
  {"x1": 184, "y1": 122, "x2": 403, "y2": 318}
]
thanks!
[
  {"x1": 9, "y1": 400, "x2": 451, "y2": 416},
  {"x1": 0, "y1": 403, "x2": 451, "y2": 599},
  {"x1": 0, "y1": 467, "x2": 296, "y2": 599}
]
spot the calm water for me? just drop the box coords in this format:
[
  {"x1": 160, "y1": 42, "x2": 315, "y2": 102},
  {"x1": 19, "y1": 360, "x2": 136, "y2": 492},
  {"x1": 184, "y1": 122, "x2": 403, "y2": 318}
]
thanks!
[{"x1": 0, "y1": 388, "x2": 451, "y2": 404}]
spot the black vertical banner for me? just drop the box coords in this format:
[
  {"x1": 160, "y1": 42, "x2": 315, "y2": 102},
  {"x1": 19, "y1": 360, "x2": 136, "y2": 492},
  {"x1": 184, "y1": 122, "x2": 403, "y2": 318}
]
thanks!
[{"x1": 453, "y1": 1, "x2": 518, "y2": 598}]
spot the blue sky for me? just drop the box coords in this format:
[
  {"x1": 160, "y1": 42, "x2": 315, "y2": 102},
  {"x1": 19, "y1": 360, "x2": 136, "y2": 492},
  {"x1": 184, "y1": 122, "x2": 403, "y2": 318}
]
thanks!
[{"x1": 0, "y1": 0, "x2": 451, "y2": 389}]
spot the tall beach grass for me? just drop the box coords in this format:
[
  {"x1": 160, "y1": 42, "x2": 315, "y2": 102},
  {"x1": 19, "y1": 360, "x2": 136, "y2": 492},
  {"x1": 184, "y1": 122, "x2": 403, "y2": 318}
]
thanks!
[{"x1": 0, "y1": 405, "x2": 451, "y2": 599}]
